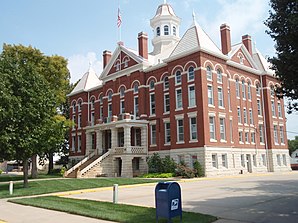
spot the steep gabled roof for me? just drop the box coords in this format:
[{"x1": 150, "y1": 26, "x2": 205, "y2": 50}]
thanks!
[
  {"x1": 229, "y1": 43, "x2": 258, "y2": 69},
  {"x1": 170, "y1": 22, "x2": 222, "y2": 58},
  {"x1": 252, "y1": 47, "x2": 274, "y2": 75},
  {"x1": 68, "y1": 67, "x2": 102, "y2": 97}
]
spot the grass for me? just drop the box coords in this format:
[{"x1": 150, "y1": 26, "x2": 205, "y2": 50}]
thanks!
[
  {"x1": 10, "y1": 196, "x2": 217, "y2": 223},
  {"x1": 0, "y1": 173, "x2": 61, "y2": 182},
  {"x1": 140, "y1": 173, "x2": 175, "y2": 178},
  {"x1": 0, "y1": 178, "x2": 160, "y2": 199}
]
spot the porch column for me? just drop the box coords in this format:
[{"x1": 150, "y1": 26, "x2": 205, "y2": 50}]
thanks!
[
  {"x1": 124, "y1": 126, "x2": 131, "y2": 152},
  {"x1": 85, "y1": 132, "x2": 92, "y2": 155},
  {"x1": 111, "y1": 127, "x2": 118, "y2": 149},
  {"x1": 96, "y1": 130, "x2": 103, "y2": 155},
  {"x1": 121, "y1": 156, "x2": 133, "y2": 178},
  {"x1": 141, "y1": 126, "x2": 148, "y2": 151}
]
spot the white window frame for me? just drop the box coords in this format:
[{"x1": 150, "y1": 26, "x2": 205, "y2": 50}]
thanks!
[
  {"x1": 274, "y1": 125, "x2": 278, "y2": 144},
  {"x1": 219, "y1": 118, "x2": 226, "y2": 141},
  {"x1": 271, "y1": 101, "x2": 276, "y2": 117},
  {"x1": 278, "y1": 102, "x2": 282, "y2": 118},
  {"x1": 175, "y1": 70, "x2": 182, "y2": 85},
  {"x1": 108, "y1": 103, "x2": 112, "y2": 118},
  {"x1": 218, "y1": 87, "x2": 224, "y2": 107},
  {"x1": 120, "y1": 99, "x2": 125, "y2": 114},
  {"x1": 209, "y1": 116, "x2": 216, "y2": 141},
  {"x1": 188, "y1": 85, "x2": 196, "y2": 108},
  {"x1": 206, "y1": 66, "x2": 212, "y2": 81},
  {"x1": 150, "y1": 93, "x2": 156, "y2": 116},
  {"x1": 208, "y1": 85, "x2": 214, "y2": 105},
  {"x1": 212, "y1": 154, "x2": 218, "y2": 168},
  {"x1": 280, "y1": 126, "x2": 285, "y2": 144},
  {"x1": 188, "y1": 66, "x2": 195, "y2": 81},
  {"x1": 189, "y1": 117, "x2": 198, "y2": 141},
  {"x1": 164, "y1": 122, "x2": 171, "y2": 145},
  {"x1": 164, "y1": 93, "x2": 170, "y2": 113},
  {"x1": 78, "y1": 135, "x2": 82, "y2": 152},
  {"x1": 134, "y1": 96, "x2": 139, "y2": 117},
  {"x1": 176, "y1": 88, "x2": 183, "y2": 109},
  {"x1": 150, "y1": 124, "x2": 156, "y2": 146},
  {"x1": 222, "y1": 154, "x2": 228, "y2": 168},
  {"x1": 177, "y1": 119, "x2": 184, "y2": 143}
]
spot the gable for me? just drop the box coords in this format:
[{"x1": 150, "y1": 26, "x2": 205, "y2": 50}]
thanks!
[
  {"x1": 230, "y1": 45, "x2": 257, "y2": 69},
  {"x1": 107, "y1": 51, "x2": 139, "y2": 76}
]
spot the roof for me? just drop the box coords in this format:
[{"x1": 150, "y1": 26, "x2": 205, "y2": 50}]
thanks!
[
  {"x1": 170, "y1": 22, "x2": 222, "y2": 58},
  {"x1": 154, "y1": 2, "x2": 177, "y2": 18},
  {"x1": 252, "y1": 47, "x2": 275, "y2": 75},
  {"x1": 68, "y1": 67, "x2": 102, "y2": 97}
]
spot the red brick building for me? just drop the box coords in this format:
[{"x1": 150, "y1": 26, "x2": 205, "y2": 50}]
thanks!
[{"x1": 66, "y1": 2, "x2": 291, "y2": 178}]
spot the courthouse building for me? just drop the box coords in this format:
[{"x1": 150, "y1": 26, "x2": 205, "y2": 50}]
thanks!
[{"x1": 66, "y1": 1, "x2": 291, "y2": 178}]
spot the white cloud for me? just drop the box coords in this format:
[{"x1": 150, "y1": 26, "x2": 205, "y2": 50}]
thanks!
[{"x1": 67, "y1": 52, "x2": 103, "y2": 84}]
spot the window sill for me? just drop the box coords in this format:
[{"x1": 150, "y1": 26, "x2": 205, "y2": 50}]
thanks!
[
  {"x1": 239, "y1": 142, "x2": 244, "y2": 144},
  {"x1": 163, "y1": 112, "x2": 170, "y2": 115},
  {"x1": 175, "y1": 108, "x2": 183, "y2": 112},
  {"x1": 220, "y1": 140, "x2": 227, "y2": 143},
  {"x1": 208, "y1": 104, "x2": 215, "y2": 108},
  {"x1": 260, "y1": 143, "x2": 265, "y2": 145},
  {"x1": 218, "y1": 106, "x2": 225, "y2": 110},
  {"x1": 164, "y1": 143, "x2": 171, "y2": 146},
  {"x1": 189, "y1": 140, "x2": 198, "y2": 143},
  {"x1": 210, "y1": 139, "x2": 217, "y2": 143},
  {"x1": 245, "y1": 142, "x2": 250, "y2": 145},
  {"x1": 176, "y1": 141, "x2": 185, "y2": 144},
  {"x1": 188, "y1": 106, "x2": 196, "y2": 109},
  {"x1": 149, "y1": 115, "x2": 156, "y2": 118},
  {"x1": 150, "y1": 144, "x2": 157, "y2": 147}
]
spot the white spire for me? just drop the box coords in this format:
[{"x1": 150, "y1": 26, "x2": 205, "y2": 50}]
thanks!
[{"x1": 192, "y1": 10, "x2": 198, "y2": 27}]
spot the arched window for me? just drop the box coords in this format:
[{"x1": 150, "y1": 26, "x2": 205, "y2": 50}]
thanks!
[
  {"x1": 242, "y1": 80, "x2": 246, "y2": 99},
  {"x1": 90, "y1": 98, "x2": 95, "y2": 110},
  {"x1": 188, "y1": 66, "x2": 194, "y2": 81},
  {"x1": 270, "y1": 85, "x2": 275, "y2": 97},
  {"x1": 149, "y1": 80, "x2": 155, "y2": 90},
  {"x1": 164, "y1": 25, "x2": 169, "y2": 35},
  {"x1": 217, "y1": 69, "x2": 222, "y2": 83},
  {"x1": 164, "y1": 76, "x2": 169, "y2": 89},
  {"x1": 173, "y1": 26, "x2": 176, "y2": 36},
  {"x1": 156, "y1": 27, "x2": 160, "y2": 36},
  {"x1": 120, "y1": 87, "x2": 125, "y2": 98},
  {"x1": 108, "y1": 91, "x2": 113, "y2": 101},
  {"x1": 123, "y1": 58, "x2": 129, "y2": 68},
  {"x1": 78, "y1": 100, "x2": 82, "y2": 112},
  {"x1": 134, "y1": 83, "x2": 139, "y2": 93},
  {"x1": 247, "y1": 82, "x2": 251, "y2": 100},
  {"x1": 99, "y1": 95, "x2": 103, "y2": 104},
  {"x1": 236, "y1": 78, "x2": 240, "y2": 97},
  {"x1": 175, "y1": 70, "x2": 182, "y2": 84},
  {"x1": 256, "y1": 83, "x2": 261, "y2": 96},
  {"x1": 115, "y1": 61, "x2": 120, "y2": 71},
  {"x1": 72, "y1": 101, "x2": 76, "y2": 113},
  {"x1": 206, "y1": 66, "x2": 212, "y2": 80}
]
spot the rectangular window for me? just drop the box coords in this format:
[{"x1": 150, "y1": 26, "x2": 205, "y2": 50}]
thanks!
[
  {"x1": 78, "y1": 135, "x2": 81, "y2": 152},
  {"x1": 72, "y1": 115, "x2": 76, "y2": 130},
  {"x1": 262, "y1": 154, "x2": 267, "y2": 166},
  {"x1": 251, "y1": 132, "x2": 255, "y2": 144},
  {"x1": 150, "y1": 93, "x2": 156, "y2": 115},
  {"x1": 190, "y1": 117, "x2": 197, "y2": 141},
  {"x1": 239, "y1": 131, "x2": 243, "y2": 143},
  {"x1": 91, "y1": 112, "x2": 95, "y2": 126},
  {"x1": 72, "y1": 136, "x2": 76, "y2": 151},
  {"x1": 245, "y1": 132, "x2": 249, "y2": 143},
  {"x1": 259, "y1": 124, "x2": 264, "y2": 143},
  {"x1": 243, "y1": 108, "x2": 247, "y2": 124},
  {"x1": 218, "y1": 88, "x2": 224, "y2": 107},
  {"x1": 120, "y1": 100, "x2": 125, "y2": 114},
  {"x1": 282, "y1": 154, "x2": 287, "y2": 166},
  {"x1": 176, "y1": 89, "x2": 182, "y2": 109},
  {"x1": 188, "y1": 86, "x2": 196, "y2": 107},
  {"x1": 108, "y1": 103, "x2": 112, "y2": 117},
  {"x1": 209, "y1": 116, "x2": 216, "y2": 140},
  {"x1": 253, "y1": 154, "x2": 257, "y2": 167},
  {"x1": 274, "y1": 125, "x2": 278, "y2": 144},
  {"x1": 164, "y1": 94, "x2": 170, "y2": 113},
  {"x1": 271, "y1": 101, "x2": 276, "y2": 116},
  {"x1": 220, "y1": 118, "x2": 226, "y2": 141},
  {"x1": 249, "y1": 109, "x2": 253, "y2": 125},
  {"x1": 177, "y1": 119, "x2": 184, "y2": 142},
  {"x1": 222, "y1": 154, "x2": 228, "y2": 168},
  {"x1": 248, "y1": 85, "x2": 251, "y2": 100},
  {"x1": 278, "y1": 102, "x2": 282, "y2": 117},
  {"x1": 208, "y1": 85, "x2": 214, "y2": 105},
  {"x1": 237, "y1": 108, "x2": 242, "y2": 123},
  {"x1": 212, "y1": 154, "x2": 218, "y2": 168},
  {"x1": 241, "y1": 154, "x2": 245, "y2": 167},
  {"x1": 236, "y1": 80, "x2": 240, "y2": 98},
  {"x1": 242, "y1": 82, "x2": 246, "y2": 99},
  {"x1": 228, "y1": 89, "x2": 231, "y2": 110},
  {"x1": 230, "y1": 120, "x2": 233, "y2": 142},
  {"x1": 78, "y1": 114, "x2": 82, "y2": 128},
  {"x1": 91, "y1": 133, "x2": 95, "y2": 150},
  {"x1": 100, "y1": 106, "x2": 103, "y2": 120},
  {"x1": 280, "y1": 126, "x2": 285, "y2": 144},
  {"x1": 257, "y1": 99, "x2": 262, "y2": 116},
  {"x1": 151, "y1": 125, "x2": 156, "y2": 145},
  {"x1": 277, "y1": 154, "x2": 281, "y2": 166},
  {"x1": 165, "y1": 122, "x2": 171, "y2": 144},
  {"x1": 134, "y1": 97, "x2": 139, "y2": 117}
]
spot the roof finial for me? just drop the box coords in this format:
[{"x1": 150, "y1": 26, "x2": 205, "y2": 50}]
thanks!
[{"x1": 192, "y1": 10, "x2": 198, "y2": 27}]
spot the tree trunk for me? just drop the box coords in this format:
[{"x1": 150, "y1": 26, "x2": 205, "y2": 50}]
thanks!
[
  {"x1": 31, "y1": 154, "x2": 38, "y2": 179},
  {"x1": 48, "y1": 152, "x2": 54, "y2": 175},
  {"x1": 23, "y1": 159, "x2": 29, "y2": 188}
]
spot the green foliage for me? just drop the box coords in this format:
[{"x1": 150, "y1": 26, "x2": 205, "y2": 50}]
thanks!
[
  {"x1": 147, "y1": 153, "x2": 177, "y2": 174},
  {"x1": 60, "y1": 167, "x2": 66, "y2": 177},
  {"x1": 140, "y1": 173, "x2": 174, "y2": 178},
  {"x1": 193, "y1": 160, "x2": 204, "y2": 177},
  {"x1": 288, "y1": 136, "x2": 298, "y2": 155},
  {"x1": 265, "y1": 0, "x2": 298, "y2": 112},
  {"x1": 0, "y1": 170, "x2": 2, "y2": 175},
  {"x1": 175, "y1": 164, "x2": 195, "y2": 178}
]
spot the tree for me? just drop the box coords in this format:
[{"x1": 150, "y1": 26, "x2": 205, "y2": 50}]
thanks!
[
  {"x1": 265, "y1": 0, "x2": 298, "y2": 112},
  {"x1": 0, "y1": 44, "x2": 56, "y2": 187},
  {"x1": 288, "y1": 136, "x2": 298, "y2": 155}
]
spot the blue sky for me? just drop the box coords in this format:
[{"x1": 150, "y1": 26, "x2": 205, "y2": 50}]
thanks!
[{"x1": 1, "y1": 0, "x2": 297, "y2": 139}]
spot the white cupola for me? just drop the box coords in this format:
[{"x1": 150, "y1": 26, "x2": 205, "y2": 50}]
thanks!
[{"x1": 150, "y1": 0, "x2": 181, "y2": 55}]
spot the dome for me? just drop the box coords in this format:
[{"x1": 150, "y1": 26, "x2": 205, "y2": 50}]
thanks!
[{"x1": 154, "y1": 3, "x2": 177, "y2": 18}]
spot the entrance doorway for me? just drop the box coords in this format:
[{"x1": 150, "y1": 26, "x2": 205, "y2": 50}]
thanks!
[
  {"x1": 115, "y1": 158, "x2": 122, "y2": 177},
  {"x1": 246, "y1": 154, "x2": 252, "y2": 173}
]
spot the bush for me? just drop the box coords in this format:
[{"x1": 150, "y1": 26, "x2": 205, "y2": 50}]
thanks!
[
  {"x1": 140, "y1": 173, "x2": 174, "y2": 178},
  {"x1": 193, "y1": 160, "x2": 204, "y2": 177},
  {"x1": 0, "y1": 169, "x2": 2, "y2": 175},
  {"x1": 175, "y1": 164, "x2": 195, "y2": 178},
  {"x1": 147, "y1": 153, "x2": 163, "y2": 173},
  {"x1": 60, "y1": 167, "x2": 66, "y2": 177},
  {"x1": 162, "y1": 156, "x2": 177, "y2": 173}
]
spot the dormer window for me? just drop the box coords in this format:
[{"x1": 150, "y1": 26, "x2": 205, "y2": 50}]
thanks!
[
  {"x1": 156, "y1": 27, "x2": 160, "y2": 37},
  {"x1": 115, "y1": 61, "x2": 120, "y2": 71},
  {"x1": 123, "y1": 57, "x2": 129, "y2": 68},
  {"x1": 240, "y1": 55, "x2": 244, "y2": 64},
  {"x1": 164, "y1": 25, "x2": 169, "y2": 35},
  {"x1": 173, "y1": 26, "x2": 176, "y2": 36}
]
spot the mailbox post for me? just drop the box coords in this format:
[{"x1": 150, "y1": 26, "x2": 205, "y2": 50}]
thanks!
[{"x1": 155, "y1": 182, "x2": 182, "y2": 223}]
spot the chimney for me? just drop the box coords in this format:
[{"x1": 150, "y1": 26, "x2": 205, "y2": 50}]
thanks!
[
  {"x1": 138, "y1": 32, "x2": 148, "y2": 60},
  {"x1": 220, "y1": 24, "x2": 231, "y2": 55},
  {"x1": 103, "y1": 50, "x2": 112, "y2": 69},
  {"x1": 242, "y1": 35, "x2": 252, "y2": 55}
]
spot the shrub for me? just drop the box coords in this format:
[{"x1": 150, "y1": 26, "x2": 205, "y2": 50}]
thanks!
[
  {"x1": 147, "y1": 153, "x2": 163, "y2": 173},
  {"x1": 162, "y1": 156, "x2": 177, "y2": 173},
  {"x1": 175, "y1": 164, "x2": 195, "y2": 178},
  {"x1": 193, "y1": 160, "x2": 204, "y2": 177},
  {"x1": 0, "y1": 169, "x2": 2, "y2": 175},
  {"x1": 140, "y1": 173, "x2": 174, "y2": 178},
  {"x1": 60, "y1": 167, "x2": 66, "y2": 177}
]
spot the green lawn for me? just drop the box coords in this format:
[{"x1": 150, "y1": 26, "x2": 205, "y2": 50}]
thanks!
[
  {"x1": 0, "y1": 178, "x2": 159, "y2": 198},
  {"x1": 10, "y1": 196, "x2": 217, "y2": 223},
  {"x1": 0, "y1": 173, "x2": 61, "y2": 182}
]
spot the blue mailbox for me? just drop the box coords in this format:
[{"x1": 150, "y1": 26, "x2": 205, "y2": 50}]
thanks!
[{"x1": 155, "y1": 182, "x2": 182, "y2": 223}]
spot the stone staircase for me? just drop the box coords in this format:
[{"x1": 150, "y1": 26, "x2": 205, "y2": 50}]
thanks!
[{"x1": 65, "y1": 150, "x2": 112, "y2": 178}]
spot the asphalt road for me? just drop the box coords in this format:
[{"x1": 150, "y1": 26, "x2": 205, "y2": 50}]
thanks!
[{"x1": 68, "y1": 172, "x2": 298, "y2": 223}]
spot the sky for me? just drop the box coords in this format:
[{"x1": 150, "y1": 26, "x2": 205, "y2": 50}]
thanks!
[{"x1": 0, "y1": 0, "x2": 297, "y2": 139}]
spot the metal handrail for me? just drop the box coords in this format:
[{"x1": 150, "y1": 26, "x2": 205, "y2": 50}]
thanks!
[
  {"x1": 80, "y1": 150, "x2": 111, "y2": 176},
  {"x1": 65, "y1": 151, "x2": 95, "y2": 176}
]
